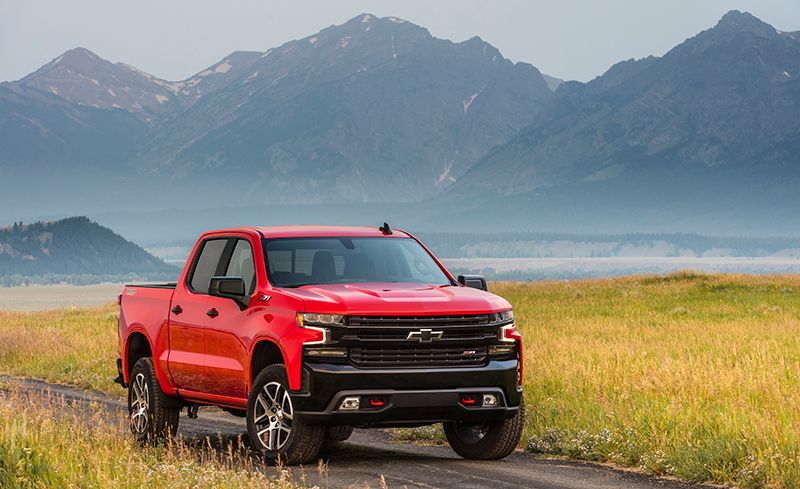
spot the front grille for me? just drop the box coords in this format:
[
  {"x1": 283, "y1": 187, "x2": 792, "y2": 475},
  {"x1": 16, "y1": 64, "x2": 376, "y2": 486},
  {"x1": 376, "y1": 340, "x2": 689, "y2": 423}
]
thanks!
[
  {"x1": 338, "y1": 314, "x2": 499, "y2": 345},
  {"x1": 314, "y1": 314, "x2": 509, "y2": 368},
  {"x1": 350, "y1": 345, "x2": 488, "y2": 368}
]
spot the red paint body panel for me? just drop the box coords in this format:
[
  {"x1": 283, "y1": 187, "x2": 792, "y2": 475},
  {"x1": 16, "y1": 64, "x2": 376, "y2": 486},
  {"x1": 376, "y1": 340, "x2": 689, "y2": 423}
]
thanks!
[
  {"x1": 118, "y1": 225, "x2": 516, "y2": 405},
  {"x1": 118, "y1": 286, "x2": 177, "y2": 396}
]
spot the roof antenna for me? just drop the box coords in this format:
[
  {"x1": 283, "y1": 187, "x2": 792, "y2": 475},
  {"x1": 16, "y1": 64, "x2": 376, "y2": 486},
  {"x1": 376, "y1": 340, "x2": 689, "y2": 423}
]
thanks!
[{"x1": 379, "y1": 222, "x2": 393, "y2": 235}]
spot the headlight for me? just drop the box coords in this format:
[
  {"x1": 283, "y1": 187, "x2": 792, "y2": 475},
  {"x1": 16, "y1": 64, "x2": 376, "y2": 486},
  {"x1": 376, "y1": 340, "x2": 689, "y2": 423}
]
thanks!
[
  {"x1": 498, "y1": 310, "x2": 514, "y2": 322},
  {"x1": 491, "y1": 310, "x2": 513, "y2": 323},
  {"x1": 297, "y1": 313, "x2": 344, "y2": 346},
  {"x1": 298, "y1": 313, "x2": 345, "y2": 326}
]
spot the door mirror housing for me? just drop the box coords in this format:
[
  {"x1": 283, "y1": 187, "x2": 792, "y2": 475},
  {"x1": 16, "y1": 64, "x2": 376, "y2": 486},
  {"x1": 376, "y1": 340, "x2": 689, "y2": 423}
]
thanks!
[
  {"x1": 457, "y1": 274, "x2": 488, "y2": 291},
  {"x1": 209, "y1": 276, "x2": 249, "y2": 309}
]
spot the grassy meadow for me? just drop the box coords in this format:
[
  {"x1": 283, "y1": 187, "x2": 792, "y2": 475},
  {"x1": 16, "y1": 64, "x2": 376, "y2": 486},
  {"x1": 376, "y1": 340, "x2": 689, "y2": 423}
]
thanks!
[
  {"x1": 0, "y1": 305, "x2": 118, "y2": 393},
  {"x1": 498, "y1": 273, "x2": 800, "y2": 488},
  {"x1": 1, "y1": 272, "x2": 799, "y2": 487}
]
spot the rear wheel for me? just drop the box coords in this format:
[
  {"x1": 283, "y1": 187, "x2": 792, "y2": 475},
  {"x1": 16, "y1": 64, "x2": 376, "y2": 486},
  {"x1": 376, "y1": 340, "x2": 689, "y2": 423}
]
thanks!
[
  {"x1": 444, "y1": 401, "x2": 525, "y2": 460},
  {"x1": 128, "y1": 357, "x2": 179, "y2": 442},
  {"x1": 246, "y1": 365, "x2": 325, "y2": 465}
]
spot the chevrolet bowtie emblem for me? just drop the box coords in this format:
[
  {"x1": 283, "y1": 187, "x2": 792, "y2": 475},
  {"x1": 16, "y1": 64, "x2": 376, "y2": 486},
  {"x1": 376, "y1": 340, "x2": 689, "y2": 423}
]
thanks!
[{"x1": 406, "y1": 328, "x2": 444, "y2": 342}]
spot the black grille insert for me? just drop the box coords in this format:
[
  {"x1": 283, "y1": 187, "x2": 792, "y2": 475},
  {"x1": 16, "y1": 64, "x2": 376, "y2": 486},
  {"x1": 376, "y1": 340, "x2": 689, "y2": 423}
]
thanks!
[
  {"x1": 351, "y1": 328, "x2": 494, "y2": 342},
  {"x1": 350, "y1": 345, "x2": 488, "y2": 367}
]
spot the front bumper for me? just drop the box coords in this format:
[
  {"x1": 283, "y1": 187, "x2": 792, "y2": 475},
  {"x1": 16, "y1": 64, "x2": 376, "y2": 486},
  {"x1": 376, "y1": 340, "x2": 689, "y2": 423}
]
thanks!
[{"x1": 292, "y1": 359, "x2": 522, "y2": 426}]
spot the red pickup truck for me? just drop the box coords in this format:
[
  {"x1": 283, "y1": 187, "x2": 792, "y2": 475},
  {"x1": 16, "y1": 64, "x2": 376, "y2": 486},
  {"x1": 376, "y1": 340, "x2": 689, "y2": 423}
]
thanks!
[{"x1": 116, "y1": 225, "x2": 524, "y2": 464}]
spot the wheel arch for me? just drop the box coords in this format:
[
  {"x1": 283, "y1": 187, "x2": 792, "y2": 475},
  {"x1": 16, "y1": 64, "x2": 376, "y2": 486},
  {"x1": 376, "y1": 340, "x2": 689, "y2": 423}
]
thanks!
[
  {"x1": 125, "y1": 330, "x2": 180, "y2": 402},
  {"x1": 249, "y1": 339, "x2": 287, "y2": 389},
  {"x1": 125, "y1": 330, "x2": 152, "y2": 381}
]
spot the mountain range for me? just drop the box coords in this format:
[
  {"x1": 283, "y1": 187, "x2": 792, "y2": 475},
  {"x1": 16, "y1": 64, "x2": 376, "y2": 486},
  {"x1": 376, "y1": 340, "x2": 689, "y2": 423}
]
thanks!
[
  {"x1": 440, "y1": 10, "x2": 800, "y2": 235},
  {"x1": 0, "y1": 11, "x2": 798, "y2": 236}
]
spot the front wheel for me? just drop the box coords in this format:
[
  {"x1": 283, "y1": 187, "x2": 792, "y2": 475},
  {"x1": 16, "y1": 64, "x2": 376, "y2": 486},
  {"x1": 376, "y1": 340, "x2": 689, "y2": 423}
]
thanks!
[
  {"x1": 325, "y1": 425, "x2": 354, "y2": 443},
  {"x1": 443, "y1": 401, "x2": 525, "y2": 460},
  {"x1": 246, "y1": 365, "x2": 325, "y2": 465},
  {"x1": 128, "y1": 357, "x2": 179, "y2": 442}
]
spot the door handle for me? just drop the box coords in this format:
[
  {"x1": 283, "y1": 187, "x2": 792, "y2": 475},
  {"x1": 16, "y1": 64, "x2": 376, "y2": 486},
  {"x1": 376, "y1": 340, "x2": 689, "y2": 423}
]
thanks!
[
  {"x1": 206, "y1": 308, "x2": 219, "y2": 318},
  {"x1": 171, "y1": 305, "x2": 183, "y2": 315}
]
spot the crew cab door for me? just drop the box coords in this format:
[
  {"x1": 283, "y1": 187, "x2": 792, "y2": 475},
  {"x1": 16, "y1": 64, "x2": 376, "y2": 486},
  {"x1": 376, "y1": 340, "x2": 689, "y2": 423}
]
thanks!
[
  {"x1": 203, "y1": 237, "x2": 257, "y2": 399},
  {"x1": 167, "y1": 238, "x2": 228, "y2": 392}
]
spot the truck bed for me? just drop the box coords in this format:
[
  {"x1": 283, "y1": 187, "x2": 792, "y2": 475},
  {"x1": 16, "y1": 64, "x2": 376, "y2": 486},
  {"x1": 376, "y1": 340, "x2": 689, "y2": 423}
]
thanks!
[{"x1": 124, "y1": 283, "x2": 177, "y2": 289}]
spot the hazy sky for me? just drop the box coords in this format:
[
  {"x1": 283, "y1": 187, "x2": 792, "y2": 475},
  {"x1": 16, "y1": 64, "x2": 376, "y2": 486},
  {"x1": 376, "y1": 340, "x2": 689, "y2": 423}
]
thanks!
[{"x1": 1, "y1": 0, "x2": 798, "y2": 83}]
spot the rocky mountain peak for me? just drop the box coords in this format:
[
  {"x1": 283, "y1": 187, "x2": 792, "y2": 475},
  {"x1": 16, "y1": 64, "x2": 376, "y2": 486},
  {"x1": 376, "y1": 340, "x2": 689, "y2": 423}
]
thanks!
[
  {"x1": 15, "y1": 47, "x2": 178, "y2": 116},
  {"x1": 54, "y1": 47, "x2": 101, "y2": 64},
  {"x1": 715, "y1": 10, "x2": 776, "y2": 35}
]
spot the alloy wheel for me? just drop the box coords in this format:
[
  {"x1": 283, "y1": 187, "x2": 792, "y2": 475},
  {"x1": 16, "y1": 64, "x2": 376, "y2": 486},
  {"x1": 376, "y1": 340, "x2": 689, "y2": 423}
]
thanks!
[
  {"x1": 253, "y1": 381, "x2": 294, "y2": 450},
  {"x1": 130, "y1": 372, "x2": 150, "y2": 434}
]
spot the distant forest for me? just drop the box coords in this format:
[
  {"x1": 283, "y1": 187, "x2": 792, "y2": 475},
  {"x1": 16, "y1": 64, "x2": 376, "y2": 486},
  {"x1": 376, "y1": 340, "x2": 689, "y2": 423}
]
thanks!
[{"x1": 0, "y1": 217, "x2": 177, "y2": 285}]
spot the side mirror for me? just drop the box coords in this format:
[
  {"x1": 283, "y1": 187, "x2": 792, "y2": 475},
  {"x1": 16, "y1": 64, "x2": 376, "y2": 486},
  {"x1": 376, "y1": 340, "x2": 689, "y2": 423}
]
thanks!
[
  {"x1": 209, "y1": 276, "x2": 249, "y2": 309},
  {"x1": 458, "y1": 274, "x2": 488, "y2": 291}
]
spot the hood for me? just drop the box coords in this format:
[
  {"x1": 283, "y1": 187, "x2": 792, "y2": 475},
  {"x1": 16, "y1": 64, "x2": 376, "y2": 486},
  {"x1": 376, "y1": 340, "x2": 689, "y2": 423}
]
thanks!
[{"x1": 282, "y1": 282, "x2": 511, "y2": 316}]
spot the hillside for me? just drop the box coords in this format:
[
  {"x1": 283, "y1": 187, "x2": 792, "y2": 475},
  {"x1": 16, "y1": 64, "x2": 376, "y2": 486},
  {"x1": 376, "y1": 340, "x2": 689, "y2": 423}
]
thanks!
[{"x1": 0, "y1": 217, "x2": 176, "y2": 284}]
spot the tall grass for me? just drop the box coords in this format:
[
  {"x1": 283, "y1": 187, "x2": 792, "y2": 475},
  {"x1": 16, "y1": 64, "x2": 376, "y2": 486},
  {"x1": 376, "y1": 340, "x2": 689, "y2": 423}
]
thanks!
[
  {"x1": 0, "y1": 389, "x2": 313, "y2": 488},
  {"x1": 498, "y1": 273, "x2": 800, "y2": 488},
  {"x1": 0, "y1": 305, "x2": 118, "y2": 392}
]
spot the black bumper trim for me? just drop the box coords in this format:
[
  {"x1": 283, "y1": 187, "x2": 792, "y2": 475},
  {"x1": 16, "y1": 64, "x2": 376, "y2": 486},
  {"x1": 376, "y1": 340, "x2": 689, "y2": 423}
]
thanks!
[
  {"x1": 292, "y1": 359, "x2": 522, "y2": 425},
  {"x1": 297, "y1": 387, "x2": 517, "y2": 426}
]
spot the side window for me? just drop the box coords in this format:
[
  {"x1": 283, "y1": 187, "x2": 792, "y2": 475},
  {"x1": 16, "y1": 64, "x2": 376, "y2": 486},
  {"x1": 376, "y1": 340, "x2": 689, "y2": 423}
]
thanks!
[
  {"x1": 189, "y1": 239, "x2": 228, "y2": 294},
  {"x1": 224, "y1": 239, "x2": 256, "y2": 295}
]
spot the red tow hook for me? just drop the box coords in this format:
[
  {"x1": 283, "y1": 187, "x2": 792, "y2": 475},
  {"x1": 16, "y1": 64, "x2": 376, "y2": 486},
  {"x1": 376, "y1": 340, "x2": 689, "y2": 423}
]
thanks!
[{"x1": 460, "y1": 394, "x2": 478, "y2": 406}]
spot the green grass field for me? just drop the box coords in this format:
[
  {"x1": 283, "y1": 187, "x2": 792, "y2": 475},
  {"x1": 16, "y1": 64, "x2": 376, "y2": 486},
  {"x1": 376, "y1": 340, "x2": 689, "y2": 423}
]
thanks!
[{"x1": 1, "y1": 272, "x2": 799, "y2": 487}]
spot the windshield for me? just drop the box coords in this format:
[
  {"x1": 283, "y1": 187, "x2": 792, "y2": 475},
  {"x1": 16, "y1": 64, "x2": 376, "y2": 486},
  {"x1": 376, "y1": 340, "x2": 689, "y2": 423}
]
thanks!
[{"x1": 264, "y1": 237, "x2": 452, "y2": 288}]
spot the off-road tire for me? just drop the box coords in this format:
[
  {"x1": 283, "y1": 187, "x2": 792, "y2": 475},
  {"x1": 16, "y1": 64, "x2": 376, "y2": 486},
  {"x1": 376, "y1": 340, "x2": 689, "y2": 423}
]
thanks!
[
  {"x1": 443, "y1": 400, "x2": 526, "y2": 460},
  {"x1": 325, "y1": 425, "x2": 354, "y2": 443},
  {"x1": 246, "y1": 364, "x2": 325, "y2": 465},
  {"x1": 128, "y1": 357, "x2": 180, "y2": 442}
]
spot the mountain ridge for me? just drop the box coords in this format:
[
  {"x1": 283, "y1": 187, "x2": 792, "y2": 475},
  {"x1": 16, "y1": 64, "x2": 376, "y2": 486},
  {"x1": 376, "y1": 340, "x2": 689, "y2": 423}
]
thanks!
[
  {"x1": 452, "y1": 9, "x2": 800, "y2": 197},
  {"x1": 1, "y1": 13, "x2": 556, "y2": 205}
]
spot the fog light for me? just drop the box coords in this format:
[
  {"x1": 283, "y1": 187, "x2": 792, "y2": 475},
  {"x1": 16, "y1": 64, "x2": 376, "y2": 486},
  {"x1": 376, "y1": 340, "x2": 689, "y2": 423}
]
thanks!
[
  {"x1": 483, "y1": 394, "x2": 498, "y2": 407},
  {"x1": 339, "y1": 397, "x2": 360, "y2": 410},
  {"x1": 304, "y1": 347, "x2": 348, "y2": 358},
  {"x1": 488, "y1": 344, "x2": 515, "y2": 356}
]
